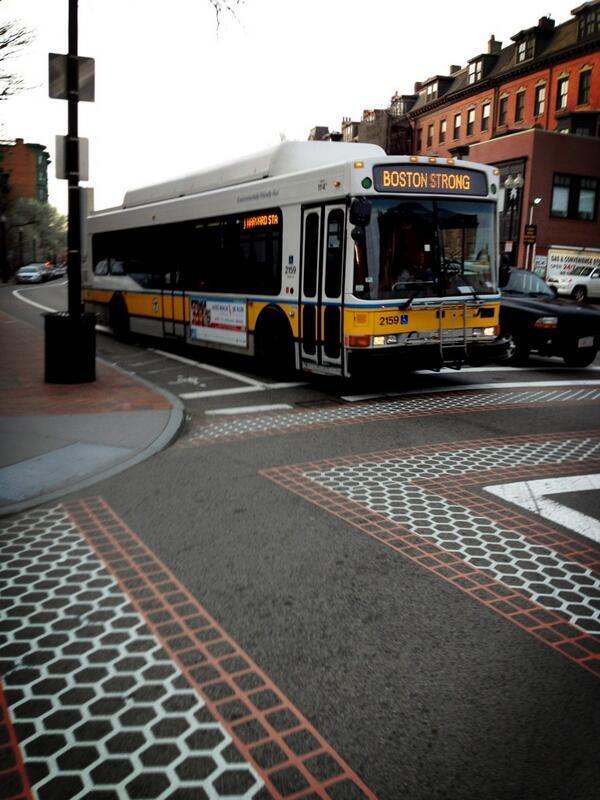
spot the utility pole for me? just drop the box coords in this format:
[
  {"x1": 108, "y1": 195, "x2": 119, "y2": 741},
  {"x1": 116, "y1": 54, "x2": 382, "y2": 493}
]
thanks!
[
  {"x1": 45, "y1": 0, "x2": 96, "y2": 383},
  {"x1": 67, "y1": 0, "x2": 81, "y2": 319}
]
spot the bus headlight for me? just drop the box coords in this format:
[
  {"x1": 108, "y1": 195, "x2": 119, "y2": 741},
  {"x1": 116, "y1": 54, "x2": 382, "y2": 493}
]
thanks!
[
  {"x1": 473, "y1": 326, "x2": 498, "y2": 337},
  {"x1": 373, "y1": 336, "x2": 386, "y2": 346}
]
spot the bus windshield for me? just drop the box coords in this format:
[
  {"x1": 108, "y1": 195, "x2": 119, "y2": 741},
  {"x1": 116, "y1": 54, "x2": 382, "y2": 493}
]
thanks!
[{"x1": 353, "y1": 198, "x2": 496, "y2": 300}]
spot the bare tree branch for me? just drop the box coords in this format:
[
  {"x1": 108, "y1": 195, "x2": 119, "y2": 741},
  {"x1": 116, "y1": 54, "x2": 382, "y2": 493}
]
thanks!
[
  {"x1": 208, "y1": 0, "x2": 245, "y2": 30},
  {"x1": 0, "y1": 0, "x2": 32, "y2": 101}
]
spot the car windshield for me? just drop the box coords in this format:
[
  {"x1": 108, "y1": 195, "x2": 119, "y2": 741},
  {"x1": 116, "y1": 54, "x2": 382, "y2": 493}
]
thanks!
[
  {"x1": 353, "y1": 198, "x2": 496, "y2": 300},
  {"x1": 571, "y1": 266, "x2": 593, "y2": 276},
  {"x1": 502, "y1": 270, "x2": 554, "y2": 296}
]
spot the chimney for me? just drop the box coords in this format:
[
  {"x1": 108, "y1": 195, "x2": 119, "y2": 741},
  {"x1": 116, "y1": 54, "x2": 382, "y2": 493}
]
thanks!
[
  {"x1": 414, "y1": 81, "x2": 423, "y2": 92},
  {"x1": 538, "y1": 16, "x2": 555, "y2": 31},
  {"x1": 449, "y1": 65, "x2": 461, "y2": 75},
  {"x1": 488, "y1": 35, "x2": 502, "y2": 54}
]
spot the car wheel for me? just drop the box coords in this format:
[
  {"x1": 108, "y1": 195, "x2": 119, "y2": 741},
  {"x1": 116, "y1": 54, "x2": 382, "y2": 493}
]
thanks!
[
  {"x1": 563, "y1": 346, "x2": 598, "y2": 368},
  {"x1": 572, "y1": 286, "x2": 587, "y2": 304},
  {"x1": 504, "y1": 333, "x2": 530, "y2": 365}
]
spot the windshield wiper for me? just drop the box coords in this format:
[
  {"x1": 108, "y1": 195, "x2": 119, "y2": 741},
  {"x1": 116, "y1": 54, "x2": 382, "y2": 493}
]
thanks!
[{"x1": 401, "y1": 286, "x2": 426, "y2": 309}]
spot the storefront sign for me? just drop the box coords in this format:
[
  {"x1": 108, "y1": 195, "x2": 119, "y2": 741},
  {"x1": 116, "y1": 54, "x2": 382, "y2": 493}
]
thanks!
[
  {"x1": 189, "y1": 297, "x2": 247, "y2": 347},
  {"x1": 534, "y1": 255, "x2": 548, "y2": 277},
  {"x1": 546, "y1": 248, "x2": 600, "y2": 281}
]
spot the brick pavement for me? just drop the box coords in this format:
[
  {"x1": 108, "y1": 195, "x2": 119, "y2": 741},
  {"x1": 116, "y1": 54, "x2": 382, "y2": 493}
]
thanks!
[{"x1": 0, "y1": 312, "x2": 169, "y2": 417}]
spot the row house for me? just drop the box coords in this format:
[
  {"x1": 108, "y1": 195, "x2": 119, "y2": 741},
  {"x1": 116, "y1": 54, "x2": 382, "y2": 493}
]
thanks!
[
  {"x1": 320, "y1": 2, "x2": 600, "y2": 271},
  {"x1": 409, "y1": 3, "x2": 600, "y2": 267},
  {"x1": 0, "y1": 138, "x2": 50, "y2": 205}
]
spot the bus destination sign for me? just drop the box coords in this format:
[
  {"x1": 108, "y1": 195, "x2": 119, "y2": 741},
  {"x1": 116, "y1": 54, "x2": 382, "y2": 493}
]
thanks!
[{"x1": 373, "y1": 165, "x2": 488, "y2": 196}]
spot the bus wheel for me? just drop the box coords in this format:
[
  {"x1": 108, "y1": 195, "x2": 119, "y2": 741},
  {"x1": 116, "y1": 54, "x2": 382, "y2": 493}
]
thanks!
[
  {"x1": 109, "y1": 294, "x2": 131, "y2": 342},
  {"x1": 254, "y1": 309, "x2": 295, "y2": 378}
]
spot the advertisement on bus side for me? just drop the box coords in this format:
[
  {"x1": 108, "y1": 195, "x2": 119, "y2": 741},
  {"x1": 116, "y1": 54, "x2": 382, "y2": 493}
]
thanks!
[{"x1": 189, "y1": 297, "x2": 247, "y2": 347}]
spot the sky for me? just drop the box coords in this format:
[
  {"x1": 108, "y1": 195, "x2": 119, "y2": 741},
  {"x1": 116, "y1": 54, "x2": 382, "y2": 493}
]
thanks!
[{"x1": 1, "y1": 0, "x2": 581, "y2": 215}]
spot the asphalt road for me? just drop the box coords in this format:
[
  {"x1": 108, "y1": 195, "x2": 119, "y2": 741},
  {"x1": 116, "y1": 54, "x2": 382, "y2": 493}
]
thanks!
[{"x1": 2, "y1": 278, "x2": 600, "y2": 800}]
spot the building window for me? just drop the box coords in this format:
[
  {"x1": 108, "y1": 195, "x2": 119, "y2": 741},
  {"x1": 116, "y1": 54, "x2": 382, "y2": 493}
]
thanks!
[
  {"x1": 515, "y1": 90, "x2": 526, "y2": 122},
  {"x1": 468, "y1": 60, "x2": 483, "y2": 85},
  {"x1": 417, "y1": 128, "x2": 423, "y2": 150},
  {"x1": 453, "y1": 113, "x2": 461, "y2": 140},
  {"x1": 551, "y1": 173, "x2": 598, "y2": 221},
  {"x1": 516, "y1": 37, "x2": 534, "y2": 63},
  {"x1": 466, "y1": 108, "x2": 475, "y2": 136},
  {"x1": 439, "y1": 119, "x2": 447, "y2": 143},
  {"x1": 556, "y1": 76, "x2": 569, "y2": 110},
  {"x1": 427, "y1": 124, "x2": 433, "y2": 148},
  {"x1": 498, "y1": 96, "x2": 508, "y2": 126},
  {"x1": 578, "y1": 69, "x2": 591, "y2": 105},
  {"x1": 426, "y1": 82, "x2": 438, "y2": 101},
  {"x1": 534, "y1": 84, "x2": 546, "y2": 117},
  {"x1": 578, "y1": 7, "x2": 599, "y2": 39},
  {"x1": 481, "y1": 103, "x2": 490, "y2": 132}
]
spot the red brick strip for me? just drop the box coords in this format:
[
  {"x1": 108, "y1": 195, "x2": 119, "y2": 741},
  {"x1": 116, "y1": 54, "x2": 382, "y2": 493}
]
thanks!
[
  {"x1": 0, "y1": 311, "x2": 169, "y2": 416},
  {"x1": 260, "y1": 431, "x2": 600, "y2": 680},
  {"x1": 0, "y1": 679, "x2": 33, "y2": 800},
  {"x1": 64, "y1": 497, "x2": 376, "y2": 800}
]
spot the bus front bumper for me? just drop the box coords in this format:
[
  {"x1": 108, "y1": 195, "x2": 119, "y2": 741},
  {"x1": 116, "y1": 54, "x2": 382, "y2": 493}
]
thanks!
[{"x1": 347, "y1": 336, "x2": 511, "y2": 375}]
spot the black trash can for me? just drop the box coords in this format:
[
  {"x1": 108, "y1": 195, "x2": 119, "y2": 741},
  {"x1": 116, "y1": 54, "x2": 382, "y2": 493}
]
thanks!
[{"x1": 44, "y1": 311, "x2": 96, "y2": 384}]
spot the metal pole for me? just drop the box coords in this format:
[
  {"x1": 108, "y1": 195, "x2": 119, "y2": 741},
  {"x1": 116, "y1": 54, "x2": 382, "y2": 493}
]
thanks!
[
  {"x1": 67, "y1": 0, "x2": 81, "y2": 319},
  {"x1": 525, "y1": 203, "x2": 533, "y2": 271}
]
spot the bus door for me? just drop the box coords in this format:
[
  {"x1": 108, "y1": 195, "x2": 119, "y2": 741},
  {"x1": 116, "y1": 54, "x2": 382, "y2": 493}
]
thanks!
[
  {"x1": 161, "y1": 271, "x2": 186, "y2": 338},
  {"x1": 299, "y1": 204, "x2": 345, "y2": 373}
]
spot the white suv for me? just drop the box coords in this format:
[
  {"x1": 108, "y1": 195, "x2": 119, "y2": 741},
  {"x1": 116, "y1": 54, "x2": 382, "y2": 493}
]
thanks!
[{"x1": 547, "y1": 266, "x2": 600, "y2": 303}]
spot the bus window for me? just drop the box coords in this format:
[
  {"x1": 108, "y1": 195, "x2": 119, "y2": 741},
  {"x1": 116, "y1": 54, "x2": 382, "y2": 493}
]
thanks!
[
  {"x1": 324, "y1": 209, "x2": 344, "y2": 298},
  {"x1": 303, "y1": 213, "x2": 319, "y2": 298}
]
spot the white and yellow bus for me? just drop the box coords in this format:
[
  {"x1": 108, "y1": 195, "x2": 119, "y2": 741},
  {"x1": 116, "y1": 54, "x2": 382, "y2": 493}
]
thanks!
[{"x1": 83, "y1": 141, "x2": 508, "y2": 378}]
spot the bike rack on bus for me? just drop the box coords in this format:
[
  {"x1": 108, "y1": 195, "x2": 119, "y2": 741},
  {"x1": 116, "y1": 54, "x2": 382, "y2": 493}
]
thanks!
[{"x1": 438, "y1": 300, "x2": 480, "y2": 368}]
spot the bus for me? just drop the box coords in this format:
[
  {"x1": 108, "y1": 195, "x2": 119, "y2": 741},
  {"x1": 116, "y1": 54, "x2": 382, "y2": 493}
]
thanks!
[{"x1": 83, "y1": 141, "x2": 508, "y2": 378}]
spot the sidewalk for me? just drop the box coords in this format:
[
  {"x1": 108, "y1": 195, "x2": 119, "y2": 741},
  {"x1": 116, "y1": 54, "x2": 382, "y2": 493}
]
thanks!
[{"x1": 0, "y1": 311, "x2": 184, "y2": 516}]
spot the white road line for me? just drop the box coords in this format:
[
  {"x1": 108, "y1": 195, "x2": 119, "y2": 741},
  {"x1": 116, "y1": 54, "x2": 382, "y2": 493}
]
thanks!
[
  {"x1": 149, "y1": 348, "x2": 265, "y2": 387},
  {"x1": 341, "y1": 378, "x2": 600, "y2": 402},
  {"x1": 179, "y1": 386, "x2": 267, "y2": 400},
  {"x1": 12, "y1": 287, "x2": 58, "y2": 313},
  {"x1": 205, "y1": 403, "x2": 294, "y2": 415},
  {"x1": 484, "y1": 474, "x2": 600, "y2": 543}
]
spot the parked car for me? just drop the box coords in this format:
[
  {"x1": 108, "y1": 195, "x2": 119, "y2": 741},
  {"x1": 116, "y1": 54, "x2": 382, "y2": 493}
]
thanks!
[
  {"x1": 546, "y1": 266, "x2": 600, "y2": 303},
  {"x1": 15, "y1": 263, "x2": 49, "y2": 284},
  {"x1": 52, "y1": 263, "x2": 67, "y2": 278},
  {"x1": 499, "y1": 268, "x2": 600, "y2": 367}
]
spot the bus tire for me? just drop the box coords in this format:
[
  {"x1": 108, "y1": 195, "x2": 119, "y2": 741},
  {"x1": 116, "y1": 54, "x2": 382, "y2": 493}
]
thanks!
[
  {"x1": 109, "y1": 294, "x2": 131, "y2": 342},
  {"x1": 254, "y1": 308, "x2": 295, "y2": 378}
]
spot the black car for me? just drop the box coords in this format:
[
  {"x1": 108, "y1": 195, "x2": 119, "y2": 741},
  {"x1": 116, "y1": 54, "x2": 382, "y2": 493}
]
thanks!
[{"x1": 499, "y1": 268, "x2": 600, "y2": 367}]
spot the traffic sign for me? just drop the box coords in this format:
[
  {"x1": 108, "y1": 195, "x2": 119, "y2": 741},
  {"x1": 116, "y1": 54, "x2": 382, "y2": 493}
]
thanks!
[
  {"x1": 55, "y1": 135, "x2": 89, "y2": 181},
  {"x1": 49, "y1": 53, "x2": 95, "y2": 101}
]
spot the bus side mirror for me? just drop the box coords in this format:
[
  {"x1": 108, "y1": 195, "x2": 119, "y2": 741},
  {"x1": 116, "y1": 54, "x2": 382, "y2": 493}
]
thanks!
[{"x1": 350, "y1": 197, "x2": 372, "y2": 227}]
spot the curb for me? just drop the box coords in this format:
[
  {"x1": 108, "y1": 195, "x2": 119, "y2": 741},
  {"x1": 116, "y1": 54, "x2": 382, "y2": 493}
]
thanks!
[{"x1": 0, "y1": 357, "x2": 185, "y2": 518}]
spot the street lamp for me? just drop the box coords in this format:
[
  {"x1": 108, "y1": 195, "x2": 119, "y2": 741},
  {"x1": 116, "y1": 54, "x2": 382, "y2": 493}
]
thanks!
[{"x1": 526, "y1": 196, "x2": 542, "y2": 271}]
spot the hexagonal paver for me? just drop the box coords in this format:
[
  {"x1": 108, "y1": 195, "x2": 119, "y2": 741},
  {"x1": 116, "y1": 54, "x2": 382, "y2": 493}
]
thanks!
[
  {"x1": 304, "y1": 436, "x2": 600, "y2": 634},
  {"x1": 0, "y1": 505, "x2": 263, "y2": 798}
]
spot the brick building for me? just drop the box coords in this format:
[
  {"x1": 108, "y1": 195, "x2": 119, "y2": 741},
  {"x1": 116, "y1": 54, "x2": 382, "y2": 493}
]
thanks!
[
  {"x1": 408, "y1": 3, "x2": 600, "y2": 267},
  {"x1": 318, "y1": 2, "x2": 600, "y2": 271},
  {"x1": 0, "y1": 138, "x2": 50, "y2": 205}
]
